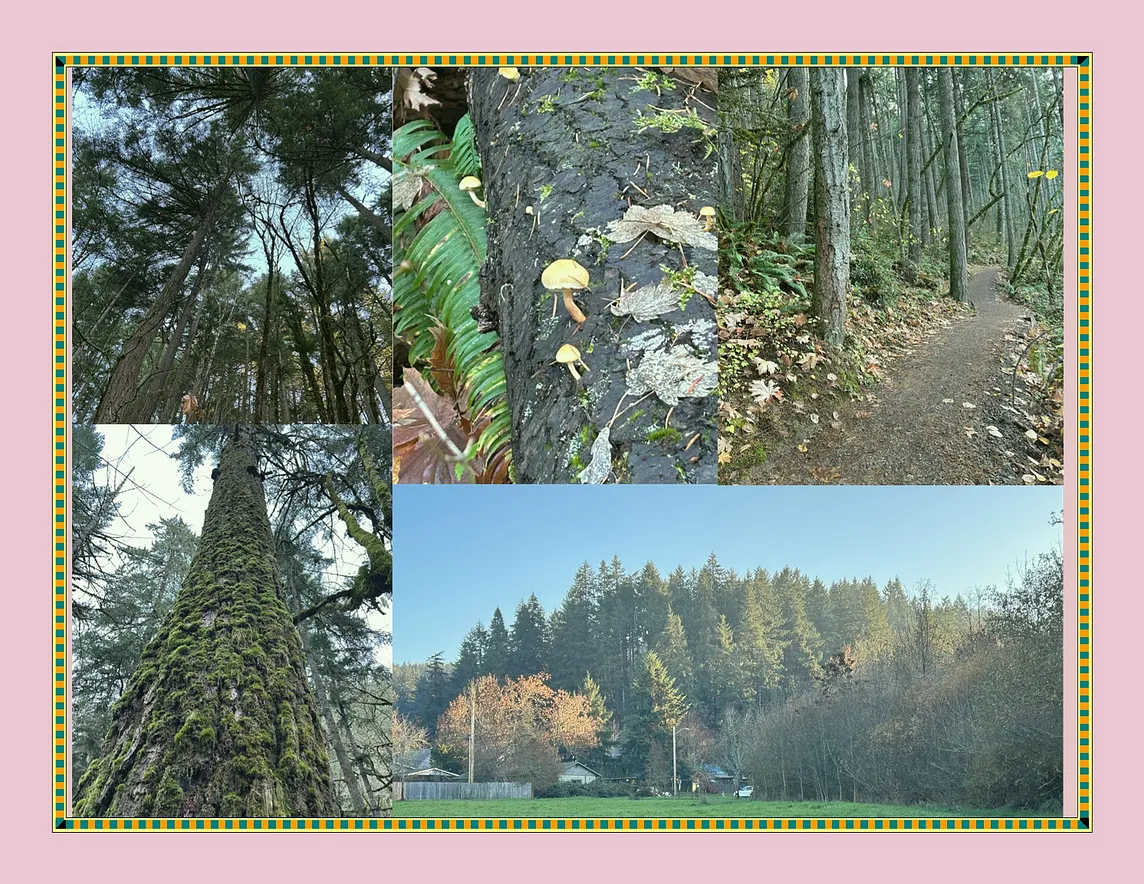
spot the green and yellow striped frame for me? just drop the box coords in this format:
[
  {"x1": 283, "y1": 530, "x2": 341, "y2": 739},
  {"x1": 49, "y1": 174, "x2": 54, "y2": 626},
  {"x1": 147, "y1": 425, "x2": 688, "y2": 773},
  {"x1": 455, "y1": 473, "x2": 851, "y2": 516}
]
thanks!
[{"x1": 52, "y1": 51, "x2": 1091, "y2": 833}]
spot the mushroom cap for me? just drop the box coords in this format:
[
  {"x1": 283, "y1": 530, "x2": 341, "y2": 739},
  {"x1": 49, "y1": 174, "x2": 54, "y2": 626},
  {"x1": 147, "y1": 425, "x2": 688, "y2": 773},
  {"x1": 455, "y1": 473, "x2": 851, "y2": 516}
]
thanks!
[
  {"x1": 498, "y1": 67, "x2": 521, "y2": 82},
  {"x1": 459, "y1": 176, "x2": 483, "y2": 192},
  {"x1": 699, "y1": 206, "x2": 716, "y2": 217},
  {"x1": 556, "y1": 343, "x2": 582, "y2": 364},
  {"x1": 542, "y1": 259, "x2": 589, "y2": 291}
]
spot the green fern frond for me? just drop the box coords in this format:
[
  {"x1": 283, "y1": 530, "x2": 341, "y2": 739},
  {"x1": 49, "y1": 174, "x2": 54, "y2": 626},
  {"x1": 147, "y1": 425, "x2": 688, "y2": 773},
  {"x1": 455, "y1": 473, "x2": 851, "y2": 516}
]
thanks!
[
  {"x1": 451, "y1": 114, "x2": 482, "y2": 178},
  {"x1": 393, "y1": 119, "x2": 510, "y2": 469}
]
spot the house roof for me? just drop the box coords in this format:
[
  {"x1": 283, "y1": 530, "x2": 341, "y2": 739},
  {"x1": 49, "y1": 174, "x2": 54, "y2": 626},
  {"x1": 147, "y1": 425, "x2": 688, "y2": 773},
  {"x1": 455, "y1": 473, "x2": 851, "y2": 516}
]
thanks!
[
  {"x1": 403, "y1": 767, "x2": 461, "y2": 779},
  {"x1": 702, "y1": 764, "x2": 732, "y2": 779},
  {"x1": 560, "y1": 761, "x2": 602, "y2": 777}
]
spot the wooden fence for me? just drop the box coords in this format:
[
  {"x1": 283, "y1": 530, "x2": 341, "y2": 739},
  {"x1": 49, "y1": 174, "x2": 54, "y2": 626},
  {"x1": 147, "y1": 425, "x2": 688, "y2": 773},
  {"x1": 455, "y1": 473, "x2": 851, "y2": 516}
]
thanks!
[{"x1": 399, "y1": 781, "x2": 533, "y2": 800}]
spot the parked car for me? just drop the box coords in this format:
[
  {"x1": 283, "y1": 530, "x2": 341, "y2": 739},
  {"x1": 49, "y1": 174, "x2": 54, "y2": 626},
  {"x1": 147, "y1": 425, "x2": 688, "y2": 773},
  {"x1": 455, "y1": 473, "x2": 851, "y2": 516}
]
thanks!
[{"x1": 734, "y1": 785, "x2": 754, "y2": 799}]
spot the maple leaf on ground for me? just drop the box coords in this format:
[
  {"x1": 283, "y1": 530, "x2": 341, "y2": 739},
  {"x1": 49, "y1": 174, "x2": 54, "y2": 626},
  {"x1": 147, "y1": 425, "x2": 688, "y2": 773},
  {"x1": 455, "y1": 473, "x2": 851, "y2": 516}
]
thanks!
[
  {"x1": 749, "y1": 378, "x2": 781, "y2": 407},
  {"x1": 717, "y1": 436, "x2": 732, "y2": 465},
  {"x1": 753, "y1": 358, "x2": 778, "y2": 376},
  {"x1": 722, "y1": 311, "x2": 747, "y2": 331},
  {"x1": 604, "y1": 204, "x2": 717, "y2": 251}
]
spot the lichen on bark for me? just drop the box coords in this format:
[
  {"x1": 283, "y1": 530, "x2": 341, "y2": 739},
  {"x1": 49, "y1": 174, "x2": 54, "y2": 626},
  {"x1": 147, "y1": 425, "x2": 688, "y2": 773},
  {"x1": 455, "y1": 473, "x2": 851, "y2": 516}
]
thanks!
[{"x1": 74, "y1": 429, "x2": 337, "y2": 818}]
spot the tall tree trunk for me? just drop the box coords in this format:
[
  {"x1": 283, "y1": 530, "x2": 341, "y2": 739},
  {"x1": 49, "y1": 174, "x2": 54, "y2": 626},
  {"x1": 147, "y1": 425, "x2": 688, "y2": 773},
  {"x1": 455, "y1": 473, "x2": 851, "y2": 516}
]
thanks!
[
  {"x1": 846, "y1": 68, "x2": 863, "y2": 218},
  {"x1": 138, "y1": 260, "x2": 208, "y2": 423},
  {"x1": 716, "y1": 71, "x2": 744, "y2": 223},
  {"x1": 163, "y1": 274, "x2": 212, "y2": 419},
  {"x1": 938, "y1": 69, "x2": 970, "y2": 302},
  {"x1": 784, "y1": 68, "x2": 812, "y2": 241},
  {"x1": 810, "y1": 68, "x2": 850, "y2": 348},
  {"x1": 94, "y1": 210, "x2": 215, "y2": 423},
  {"x1": 921, "y1": 107, "x2": 941, "y2": 240},
  {"x1": 253, "y1": 239, "x2": 278, "y2": 424},
  {"x1": 986, "y1": 71, "x2": 1017, "y2": 269},
  {"x1": 905, "y1": 70, "x2": 925, "y2": 264},
  {"x1": 74, "y1": 430, "x2": 338, "y2": 818},
  {"x1": 856, "y1": 70, "x2": 878, "y2": 229},
  {"x1": 953, "y1": 71, "x2": 974, "y2": 230}
]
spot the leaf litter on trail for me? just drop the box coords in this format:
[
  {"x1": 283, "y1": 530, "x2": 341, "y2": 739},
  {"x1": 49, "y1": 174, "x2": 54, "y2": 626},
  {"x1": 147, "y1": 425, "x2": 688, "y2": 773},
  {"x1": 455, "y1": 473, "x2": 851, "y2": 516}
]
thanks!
[{"x1": 605, "y1": 204, "x2": 717, "y2": 251}]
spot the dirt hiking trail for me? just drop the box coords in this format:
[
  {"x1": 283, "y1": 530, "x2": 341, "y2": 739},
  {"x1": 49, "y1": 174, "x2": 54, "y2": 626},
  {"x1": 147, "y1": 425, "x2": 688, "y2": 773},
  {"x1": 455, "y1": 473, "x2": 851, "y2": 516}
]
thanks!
[{"x1": 749, "y1": 266, "x2": 1033, "y2": 485}]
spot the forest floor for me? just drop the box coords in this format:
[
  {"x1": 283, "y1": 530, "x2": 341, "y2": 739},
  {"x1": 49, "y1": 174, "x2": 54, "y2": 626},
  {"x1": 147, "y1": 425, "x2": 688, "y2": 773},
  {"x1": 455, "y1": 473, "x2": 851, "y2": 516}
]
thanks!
[
  {"x1": 723, "y1": 266, "x2": 1065, "y2": 485},
  {"x1": 393, "y1": 795, "x2": 1053, "y2": 819}
]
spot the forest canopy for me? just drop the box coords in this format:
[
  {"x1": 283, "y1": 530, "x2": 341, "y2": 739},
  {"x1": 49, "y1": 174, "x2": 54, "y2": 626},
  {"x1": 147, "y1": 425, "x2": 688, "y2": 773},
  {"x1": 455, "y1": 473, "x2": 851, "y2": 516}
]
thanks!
[{"x1": 72, "y1": 68, "x2": 394, "y2": 425}]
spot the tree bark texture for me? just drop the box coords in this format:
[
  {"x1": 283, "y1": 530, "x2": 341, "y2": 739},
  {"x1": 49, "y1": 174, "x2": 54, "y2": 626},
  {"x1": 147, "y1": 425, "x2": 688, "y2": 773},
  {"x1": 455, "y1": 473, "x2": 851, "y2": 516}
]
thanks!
[
  {"x1": 810, "y1": 69, "x2": 850, "y2": 349},
  {"x1": 468, "y1": 68, "x2": 718, "y2": 484},
  {"x1": 74, "y1": 430, "x2": 338, "y2": 818},
  {"x1": 938, "y1": 69, "x2": 970, "y2": 302}
]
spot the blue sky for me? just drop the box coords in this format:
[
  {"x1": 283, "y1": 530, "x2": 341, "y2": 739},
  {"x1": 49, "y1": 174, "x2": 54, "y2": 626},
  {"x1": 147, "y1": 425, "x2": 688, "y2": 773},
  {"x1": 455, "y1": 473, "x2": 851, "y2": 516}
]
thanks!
[{"x1": 393, "y1": 485, "x2": 1063, "y2": 662}]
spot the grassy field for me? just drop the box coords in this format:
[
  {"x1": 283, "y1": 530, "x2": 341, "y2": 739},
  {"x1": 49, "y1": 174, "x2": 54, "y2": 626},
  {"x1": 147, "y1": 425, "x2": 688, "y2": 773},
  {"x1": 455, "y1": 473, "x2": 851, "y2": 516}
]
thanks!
[{"x1": 393, "y1": 795, "x2": 1039, "y2": 819}]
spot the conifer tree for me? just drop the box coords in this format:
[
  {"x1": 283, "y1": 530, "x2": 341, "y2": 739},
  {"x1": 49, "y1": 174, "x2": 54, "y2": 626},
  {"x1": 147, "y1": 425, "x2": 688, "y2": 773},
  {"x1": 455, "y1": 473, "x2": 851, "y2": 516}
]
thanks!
[
  {"x1": 74, "y1": 429, "x2": 337, "y2": 818},
  {"x1": 485, "y1": 608, "x2": 510, "y2": 679},
  {"x1": 508, "y1": 594, "x2": 550, "y2": 678}
]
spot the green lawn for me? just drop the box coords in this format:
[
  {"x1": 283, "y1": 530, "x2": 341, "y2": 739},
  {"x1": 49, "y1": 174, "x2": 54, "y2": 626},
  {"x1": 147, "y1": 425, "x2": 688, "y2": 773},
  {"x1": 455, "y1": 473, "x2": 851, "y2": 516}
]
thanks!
[{"x1": 393, "y1": 795, "x2": 1041, "y2": 819}]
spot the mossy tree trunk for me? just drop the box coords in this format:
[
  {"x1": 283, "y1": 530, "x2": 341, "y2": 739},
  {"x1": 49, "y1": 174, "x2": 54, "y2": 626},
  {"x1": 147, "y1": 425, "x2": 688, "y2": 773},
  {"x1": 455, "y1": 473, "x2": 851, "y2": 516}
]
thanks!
[{"x1": 74, "y1": 429, "x2": 338, "y2": 818}]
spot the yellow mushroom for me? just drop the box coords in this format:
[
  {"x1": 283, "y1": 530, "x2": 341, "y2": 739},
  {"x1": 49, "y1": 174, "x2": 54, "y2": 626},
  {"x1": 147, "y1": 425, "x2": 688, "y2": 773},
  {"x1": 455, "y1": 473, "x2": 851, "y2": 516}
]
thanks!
[
  {"x1": 556, "y1": 343, "x2": 588, "y2": 381},
  {"x1": 459, "y1": 176, "x2": 486, "y2": 208},
  {"x1": 699, "y1": 206, "x2": 716, "y2": 232},
  {"x1": 542, "y1": 258, "x2": 589, "y2": 322},
  {"x1": 498, "y1": 67, "x2": 521, "y2": 82}
]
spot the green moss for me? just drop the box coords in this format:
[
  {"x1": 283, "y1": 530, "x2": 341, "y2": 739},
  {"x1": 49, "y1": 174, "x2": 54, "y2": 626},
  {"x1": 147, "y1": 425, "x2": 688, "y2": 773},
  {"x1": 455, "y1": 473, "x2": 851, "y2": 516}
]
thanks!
[
  {"x1": 155, "y1": 773, "x2": 185, "y2": 816},
  {"x1": 735, "y1": 443, "x2": 768, "y2": 468},
  {"x1": 647, "y1": 427, "x2": 682, "y2": 446}
]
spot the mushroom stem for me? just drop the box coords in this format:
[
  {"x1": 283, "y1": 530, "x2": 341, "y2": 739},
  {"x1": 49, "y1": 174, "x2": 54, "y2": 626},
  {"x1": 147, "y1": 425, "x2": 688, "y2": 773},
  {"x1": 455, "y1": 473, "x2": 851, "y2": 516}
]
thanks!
[
  {"x1": 565, "y1": 362, "x2": 582, "y2": 382},
  {"x1": 563, "y1": 289, "x2": 587, "y2": 324},
  {"x1": 468, "y1": 192, "x2": 486, "y2": 208}
]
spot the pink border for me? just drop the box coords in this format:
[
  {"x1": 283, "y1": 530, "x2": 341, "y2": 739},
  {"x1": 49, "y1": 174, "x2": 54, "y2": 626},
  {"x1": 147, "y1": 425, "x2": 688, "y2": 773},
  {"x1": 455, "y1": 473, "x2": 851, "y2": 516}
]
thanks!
[{"x1": 8, "y1": 0, "x2": 1134, "y2": 876}]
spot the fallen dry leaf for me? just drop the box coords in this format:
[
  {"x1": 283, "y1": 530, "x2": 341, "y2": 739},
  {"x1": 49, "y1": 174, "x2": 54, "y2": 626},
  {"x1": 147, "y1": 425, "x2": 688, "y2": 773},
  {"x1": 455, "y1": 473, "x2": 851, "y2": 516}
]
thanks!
[
  {"x1": 605, "y1": 204, "x2": 717, "y2": 250},
  {"x1": 610, "y1": 279, "x2": 680, "y2": 322}
]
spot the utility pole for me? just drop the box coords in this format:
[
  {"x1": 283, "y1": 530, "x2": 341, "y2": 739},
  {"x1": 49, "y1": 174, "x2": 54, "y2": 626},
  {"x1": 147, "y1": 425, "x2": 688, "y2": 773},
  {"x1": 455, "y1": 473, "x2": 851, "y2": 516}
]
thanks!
[
  {"x1": 672, "y1": 724, "x2": 677, "y2": 796},
  {"x1": 468, "y1": 681, "x2": 475, "y2": 784}
]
